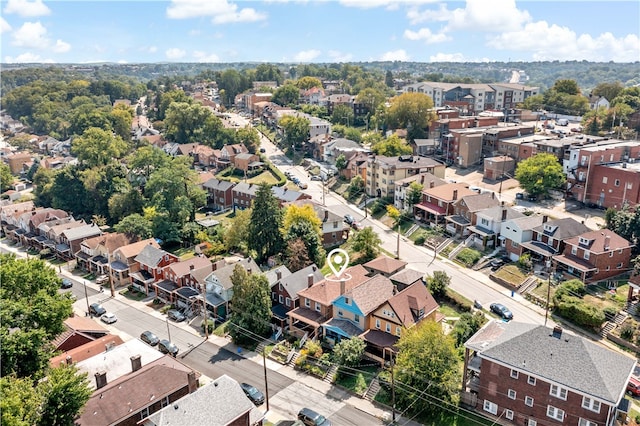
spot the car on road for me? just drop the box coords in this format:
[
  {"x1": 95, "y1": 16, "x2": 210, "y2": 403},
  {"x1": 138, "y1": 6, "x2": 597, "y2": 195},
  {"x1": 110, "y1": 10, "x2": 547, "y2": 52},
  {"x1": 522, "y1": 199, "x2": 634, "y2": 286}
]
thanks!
[
  {"x1": 158, "y1": 339, "x2": 179, "y2": 357},
  {"x1": 240, "y1": 383, "x2": 265, "y2": 405},
  {"x1": 60, "y1": 278, "x2": 73, "y2": 289},
  {"x1": 627, "y1": 377, "x2": 640, "y2": 396},
  {"x1": 490, "y1": 303, "x2": 513, "y2": 320},
  {"x1": 515, "y1": 192, "x2": 524, "y2": 200},
  {"x1": 140, "y1": 330, "x2": 159, "y2": 346},
  {"x1": 259, "y1": 148, "x2": 266, "y2": 153},
  {"x1": 100, "y1": 312, "x2": 117, "y2": 324},
  {"x1": 292, "y1": 177, "x2": 300, "y2": 184},
  {"x1": 167, "y1": 309, "x2": 186, "y2": 322},
  {"x1": 297, "y1": 181, "x2": 308, "y2": 189},
  {"x1": 298, "y1": 408, "x2": 331, "y2": 426},
  {"x1": 89, "y1": 303, "x2": 106, "y2": 317},
  {"x1": 284, "y1": 171, "x2": 293, "y2": 178},
  {"x1": 343, "y1": 214, "x2": 355, "y2": 225},
  {"x1": 310, "y1": 175, "x2": 322, "y2": 181}
]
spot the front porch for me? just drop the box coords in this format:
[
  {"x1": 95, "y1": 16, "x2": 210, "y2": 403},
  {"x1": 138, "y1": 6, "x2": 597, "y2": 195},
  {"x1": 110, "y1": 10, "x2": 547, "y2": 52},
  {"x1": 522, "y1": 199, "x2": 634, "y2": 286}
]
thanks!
[
  {"x1": 360, "y1": 329, "x2": 398, "y2": 366},
  {"x1": 414, "y1": 203, "x2": 446, "y2": 225},
  {"x1": 322, "y1": 318, "x2": 363, "y2": 347},
  {"x1": 445, "y1": 215, "x2": 471, "y2": 237},
  {"x1": 287, "y1": 307, "x2": 325, "y2": 340},
  {"x1": 553, "y1": 254, "x2": 598, "y2": 282},
  {"x1": 466, "y1": 225, "x2": 497, "y2": 249}
]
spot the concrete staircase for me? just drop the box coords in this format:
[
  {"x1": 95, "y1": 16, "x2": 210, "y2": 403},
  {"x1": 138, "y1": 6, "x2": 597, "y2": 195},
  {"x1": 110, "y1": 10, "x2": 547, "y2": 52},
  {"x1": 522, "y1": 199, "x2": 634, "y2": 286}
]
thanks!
[
  {"x1": 404, "y1": 224, "x2": 420, "y2": 237},
  {"x1": 518, "y1": 276, "x2": 539, "y2": 294},
  {"x1": 600, "y1": 321, "x2": 616, "y2": 337},
  {"x1": 287, "y1": 350, "x2": 300, "y2": 367},
  {"x1": 255, "y1": 341, "x2": 268, "y2": 355},
  {"x1": 324, "y1": 364, "x2": 338, "y2": 384},
  {"x1": 363, "y1": 377, "x2": 381, "y2": 401}
]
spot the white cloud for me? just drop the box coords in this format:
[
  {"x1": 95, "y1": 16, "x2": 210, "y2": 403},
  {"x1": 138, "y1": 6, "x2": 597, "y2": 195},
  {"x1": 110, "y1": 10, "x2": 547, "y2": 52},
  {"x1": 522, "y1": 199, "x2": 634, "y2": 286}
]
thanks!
[
  {"x1": 4, "y1": 52, "x2": 53, "y2": 63},
  {"x1": 167, "y1": 0, "x2": 266, "y2": 23},
  {"x1": 429, "y1": 52, "x2": 466, "y2": 62},
  {"x1": 3, "y1": 0, "x2": 51, "y2": 17},
  {"x1": 11, "y1": 21, "x2": 48, "y2": 48},
  {"x1": 149, "y1": 46, "x2": 158, "y2": 53},
  {"x1": 488, "y1": 21, "x2": 640, "y2": 62},
  {"x1": 406, "y1": 3, "x2": 452, "y2": 25},
  {"x1": 294, "y1": 49, "x2": 321, "y2": 62},
  {"x1": 52, "y1": 39, "x2": 70, "y2": 53},
  {"x1": 328, "y1": 50, "x2": 353, "y2": 62},
  {"x1": 0, "y1": 17, "x2": 12, "y2": 33},
  {"x1": 165, "y1": 48, "x2": 186, "y2": 60},
  {"x1": 380, "y1": 49, "x2": 410, "y2": 61},
  {"x1": 339, "y1": 0, "x2": 436, "y2": 10},
  {"x1": 193, "y1": 51, "x2": 220, "y2": 62},
  {"x1": 445, "y1": 0, "x2": 531, "y2": 32},
  {"x1": 403, "y1": 28, "x2": 449, "y2": 43}
]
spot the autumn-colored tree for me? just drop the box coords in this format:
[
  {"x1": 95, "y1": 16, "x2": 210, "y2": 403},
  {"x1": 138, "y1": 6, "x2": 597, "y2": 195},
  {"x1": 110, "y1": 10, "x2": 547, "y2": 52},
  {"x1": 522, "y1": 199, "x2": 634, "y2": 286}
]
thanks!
[{"x1": 285, "y1": 238, "x2": 312, "y2": 272}]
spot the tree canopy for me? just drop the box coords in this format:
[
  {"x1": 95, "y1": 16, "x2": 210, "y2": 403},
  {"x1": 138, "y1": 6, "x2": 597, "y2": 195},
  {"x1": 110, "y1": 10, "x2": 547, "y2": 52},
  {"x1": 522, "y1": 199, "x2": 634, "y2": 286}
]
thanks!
[
  {"x1": 514, "y1": 153, "x2": 566, "y2": 197},
  {"x1": 351, "y1": 226, "x2": 382, "y2": 262},
  {"x1": 386, "y1": 92, "x2": 436, "y2": 140},
  {"x1": 248, "y1": 184, "x2": 284, "y2": 263},
  {"x1": 227, "y1": 265, "x2": 272, "y2": 346},
  {"x1": 370, "y1": 135, "x2": 413, "y2": 157},
  {"x1": 279, "y1": 115, "x2": 310, "y2": 151}
]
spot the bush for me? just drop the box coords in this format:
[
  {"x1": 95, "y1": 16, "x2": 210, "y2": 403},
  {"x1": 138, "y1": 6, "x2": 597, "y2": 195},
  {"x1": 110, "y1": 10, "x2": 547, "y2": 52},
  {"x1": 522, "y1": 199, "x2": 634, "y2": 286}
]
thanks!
[
  {"x1": 201, "y1": 319, "x2": 216, "y2": 334},
  {"x1": 456, "y1": 248, "x2": 482, "y2": 267},
  {"x1": 553, "y1": 298, "x2": 605, "y2": 329},
  {"x1": 414, "y1": 233, "x2": 426, "y2": 246},
  {"x1": 620, "y1": 323, "x2": 635, "y2": 341},
  {"x1": 518, "y1": 253, "x2": 533, "y2": 271},
  {"x1": 603, "y1": 306, "x2": 618, "y2": 320},
  {"x1": 354, "y1": 373, "x2": 367, "y2": 394}
]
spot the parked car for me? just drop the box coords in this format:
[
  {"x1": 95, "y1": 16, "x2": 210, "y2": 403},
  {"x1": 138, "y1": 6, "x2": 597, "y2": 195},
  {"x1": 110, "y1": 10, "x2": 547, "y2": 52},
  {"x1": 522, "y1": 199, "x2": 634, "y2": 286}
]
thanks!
[
  {"x1": 167, "y1": 309, "x2": 186, "y2": 322},
  {"x1": 100, "y1": 312, "x2": 117, "y2": 324},
  {"x1": 351, "y1": 221, "x2": 364, "y2": 231},
  {"x1": 343, "y1": 214, "x2": 355, "y2": 225},
  {"x1": 96, "y1": 274, "x2": 109, "y2": 285},
  {"x1": 89, "y1": 303, "x2": 106, "y2": 317},
  {"x1": 310, "y1": 175, "x2": 322, "y2": 181},
  {"x1": 158, "y1": 339, "x2": 179, "y2": 357},
  {"x1": 489, "y1": 258, "x2": 505, "y2": 271},
  {"x1": 515, "y1": 192, "x2": 524, "y2": 200},
  {"x1": 140, "y1": 330, "x2": 159, "y2": 346},
  {"x1": 298, "y1": 408, "x2": 331, "y2": 426},
  {"x1": 259, "y1": 148, "x2": 266, "y2": 153},
  {"x1": 627, "y1": 377, "x2": 640, "y2": 396},
  {"x1": 297, "y1": 181, "x2": 308, "y2": 189},
  {"x1": 490, "y1": 303, "x2": 513, "y2": 320},
  {"x1": 240, "y1": 383, "x2": 265, "y2": 405},
  {"x1": 60, "y1": 278, "x2": 73, "y2": 289}
]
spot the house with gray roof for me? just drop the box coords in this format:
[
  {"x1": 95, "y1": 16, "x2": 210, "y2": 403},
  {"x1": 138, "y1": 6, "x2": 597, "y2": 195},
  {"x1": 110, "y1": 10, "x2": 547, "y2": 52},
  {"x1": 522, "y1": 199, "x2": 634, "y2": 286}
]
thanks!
[
  {"x1": 446, "y1": 191, "x2": 500, "y2": 237},
  {"x1": 232, "y1": 182, "x2": 310, "y2": 211},
  {"x1": 202, "y1": 178, "x2": 236, "y2": 211},
  {"x1": 500, "y1": 214, "x2": 546, "y2": 261},
  {"x1": 57, "y1": 223, "x2": 103, "y2": 260},
  {"x1": 270, "y1": 264, "x2": 323, "y2": 325},
  {"x1": 463, "y1": 321, "x2": 636, "y2": 426},
  {"x1": 468, "y1": 204, "x2": 526, "y2": 249},
  {"x1": 141, "y1": 374, "x2": 262, "y2": 426},
  {"x1": 520, "y1": 217, "x2": 592, "y2": 265},
  {"x1": 135, "y1": 245, "x2": 179, "y2": 300}
]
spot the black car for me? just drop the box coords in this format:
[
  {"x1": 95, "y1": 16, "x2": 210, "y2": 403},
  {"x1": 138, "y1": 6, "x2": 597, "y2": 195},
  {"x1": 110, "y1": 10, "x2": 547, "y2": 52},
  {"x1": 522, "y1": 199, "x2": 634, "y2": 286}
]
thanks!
[
  {"x1": 89, "y1": 303, "x2": 106, "y2": 317},
  {"x1": 167, "y1": 309, "x2": 186, "y2": 322},
  {"x1": 240, "y1": 383, "x2": 265, "y2": 405},
  {"x1": 515, "y1": 192, "x2": 524, "y2": 200},
  {"x1": 140, "y1": 330, "x2": 159, "y2": 346},
  {"x1": 60, "y1": 278, "x2": 73, "y2": 289},
  {"x1": 490, "y1": 303, "x2": 513, "y2": 320},
  {"x1": 343, "y1": 214, "x2": 354, "y2": 225},
  {"x1": 158, "y1": 339, "x2": 179, "y2": 357}
]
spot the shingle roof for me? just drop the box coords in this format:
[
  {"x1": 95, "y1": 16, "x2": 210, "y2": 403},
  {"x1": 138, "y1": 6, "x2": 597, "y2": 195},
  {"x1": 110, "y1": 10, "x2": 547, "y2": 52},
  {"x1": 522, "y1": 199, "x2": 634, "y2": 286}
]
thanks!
[
  {"x1": 364, "y1": 256, "x2": 407, "y2": 275},
  {"x1": 206, "y1": 258, "x2": 260, "y2": 290},
  {"x1": 116, "y1": 238, "x2": 160, "y2": 259},
  {"x1": 271, "y1": 186, "x2": 307, "y2": 203},
  {"x1": 166, "y1": 257, "x2": 213, "y2": 278},
  {"x1": 232, "y1": 182, "x2": 260, "y2": 197},
  {"x1": 455, "y1": 192, "x2": 500, "y2": 212},
  {"x1": 298, "y1": 265, "x2": 370, "y2": 305},
  {"x1": 531, "y1": 217, "x2": 592, "y2": 239},
  {"x1": 346, "y1": 275, "x2": 395, "y2": 316},
  {"x1": 564, "y1": 228, "x2": 632, "y2": 253},
  {"x1": 80, "y1": 232, "x2": 134, "y2": 252},
  {"x1": 275, "y1": 264, "x2": 324, "y2": 299},
  {"x1": 135, "y1": 244, "x2": 169, "y2": 267},
  {"x1": 389, "y1": 268, "x2": 424, "y2": 286},
  {"x1": 423, "y1": 182, "x2": 476, "y2": 202},
  {"x1": 62, "y1": 223, "x2": 102, "y2": 241},
  {"x1": 477, "y1": 205, "x2": 525, "y2": 221},
  {"x1": 508, "y1": 215, "x2": 544, "y2": 231},
  {"x1": 264, "y1": 265, "x2": 292, "y2": 285},
  {"x1": 49, "y1": 335, "x2": 124, "y2": 368},
  {"x1": 466, "y1": 321, "x2": 636, "y2": 404},
  {"x1": 386, "y1": 283, "x2": 439, "y2": 327},
  {"x1": 202, "y1": 178, "x2": 235, "y2": 191},
  {"x1": 144, "y1": 374, "x2": 254, "y2": 426}
]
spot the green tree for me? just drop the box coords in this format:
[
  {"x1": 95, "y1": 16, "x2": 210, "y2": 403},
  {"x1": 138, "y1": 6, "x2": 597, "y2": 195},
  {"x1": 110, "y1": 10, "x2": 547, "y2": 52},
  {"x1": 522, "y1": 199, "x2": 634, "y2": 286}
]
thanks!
[
  {"x1": 272, "y1": 84, "x2": 300, "y2": 107},
  {"x1": 514, "y1": 153, "x2": 566, "y2": 197},
  {"x1": 356, "y1": 87, "x2": 386, "y2": 116},
  {"x1": 406, "y1": 182, "x2": 423, "y2": 211},
  {"x1": 71, "y1": 127, "x2": 129, "y2": 168},
  {"x1": 451, "y1": 312, "x2": 487, "y2": 347},
  {"x1": 0, "y1": 163, "x2": 14, "y2": 192},
  {"x1": 386, "y1": 92, "x2": 436, "y2": 140},
  {"x1": 1, "y1": 375, "x2": 41, "y2": 426},
  {"x1": 279, "y1": 115, "x2": 310, "y2": 150},
  {"x1": 228, "y1": 266, "x2": 272, "y2": 345},
  {"x1": 370, "y1": 135, "x2": 413, "y2": 156},
  {"x1": 284, "y1": 221, "x2": 325, "y2": 269},
  {"x1": 296, "y1": 76, "x2": 323, "y2": 90},
  {"x1": 0, "y1": 254, "x2": 72, "y2": 378},
  {"x1": 164, "y1": 102, "x2": 215, "y2": 144},
  {"x1": 114, "y1": 213, "x2": 153, "y2": 240},
  {"x1": 331, "y1": 104, "x2": 354, "y2": 127},
  {"x1": 128, "y1": 145, "x2": 170, "y2": 179},
  {"x1": 385, "y1": 70, "x2": 394, "y2": 88},
  {"x1": 351, "y1": 227, "x2": 382, "y2": 261},
  {"x1": 521, "y1": 94, "x2": 544, "y2": 111},
  {"x1": 605, "y1": 207, "x2": 640, "y2": 251},
  {"x1": 424, "y1": 270, "x2": 450, "y2": 298},
  {"x1": 331, "y1": 337, "x2": 366, "y2": 367},
  {"x1": 335, "y1": 154, "x2": 347, "y2": 171},
  {"x1": 285, "y1": 238, "x2": 312, "y2": 273},
  {"x1": 110, "y1": 103, "x2": 134, "y2": 140},
  {"x1": 344, "y1": 127, "x2": 362, "y2": 143},
  {"x1": 236, "y1": 127, "x2": 261, "y2": 154},
  {"x1": 224, "y1": 208, "x2": 252, "y2": 253},
  {"x1": 592, "y1": 82, "x2": 624, "y2": 102},
  {"x1": 248, "y1": 183, "x2": 284, "y2": 263},
  {"x1": 394, "y1": 321, "x2": 460, "y2": 416},
  {"x1": 38, "y1": 365, "x2": 92, "y2": 426}
]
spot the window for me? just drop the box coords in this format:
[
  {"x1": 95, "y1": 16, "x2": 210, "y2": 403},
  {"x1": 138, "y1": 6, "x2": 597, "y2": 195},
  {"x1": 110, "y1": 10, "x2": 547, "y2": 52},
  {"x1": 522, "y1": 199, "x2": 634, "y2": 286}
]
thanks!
[
  {"x1": 571, "y1": 246, "x2": 578, "y2": 255},
  {"x1": 315, "y1": 302, "x2": 321, "y2": 312},
  {"x1": 602, "y1": 177, "x2": 608, "y2": 184},
  {"x1": 579, "y1": 419, "x2": 598, "y2": 426},
  {"x1": 305, "y1": 299, "x2": 310, "y2": 308},
  {"x1": 354, "y1": 314, "x2": 360, "y2": 323},
  {"x1": 614, "y1": 179, "x2": 620, "y2": 187},
  {"x1": 285, "y1": 297, "x2": 291, "y2": 307},
  {"x1": 140, "y1": 407, "x2": 150, "y2": 420},
  {"x1": 483, "y1": 400, "x2": 498, "y2": 415},
  {"x1": 278, "y1": 295, "x2": 284, "y2": 304},
  {"x1": 396, "y1": 326, "x2": 401, "y2": 336},
  {"x1": 584, "y1": 251, "x2": 590, "y2": 260},
  {"x1": 344, "y1": 297, "x2": 350, "y2": 305},
  {"x1": 528, "y1": 376, "x2": 536, "y2": 385},
  {"x1": 609, "y1": 251, "x2": 614, "y2": 257},
  {"x1": 550, "y1": 384, "x2": 568, "y2": 400},
  {"x1": 505, "y1": 409, "x2": 514, "y2": 420},
  {"x1": 510, "y1": 369, "x2": 519, "y2": 379},
  {"x1": 508, "y1": 389, "x2": 516, "y2": 400},
  {"x1": 546, "y1": 405, "x2": 565, "y2": 421},
  {"x1": 338, "y1": 310, "x2": 343, "y2": 317},
  {"x1": 525, "y1": 396, "x2": 534, "y2": 407},
  {"x1": 375, "y1": 319, "x2": 380, "y2": 329},
  {"x1": 617, "y1": 262, "x2": 623, "y2": 269},
  {"x1": 161, "y1": 396, "x2": 170, "y2": 408},
  {"x1": 386, "y1": 324, "x2": 391, "y2": 332},
  {"x1": 582, "y1": 397, "x2": 601, "y2": 413},
  {"x1": 527, "y1": 420, "x2": 537, "y2": 426}
]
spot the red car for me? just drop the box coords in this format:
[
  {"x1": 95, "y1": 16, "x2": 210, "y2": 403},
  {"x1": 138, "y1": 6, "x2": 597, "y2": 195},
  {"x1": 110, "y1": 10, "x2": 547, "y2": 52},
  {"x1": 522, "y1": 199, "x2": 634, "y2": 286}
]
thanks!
[{"x1": 628, "y1": 377, "x2": 640, "y2": 396}]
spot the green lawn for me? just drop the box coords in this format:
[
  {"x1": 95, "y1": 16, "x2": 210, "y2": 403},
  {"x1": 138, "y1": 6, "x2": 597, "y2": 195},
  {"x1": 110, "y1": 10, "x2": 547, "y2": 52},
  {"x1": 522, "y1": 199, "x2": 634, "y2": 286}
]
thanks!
[
  {"x1": 334, "y1": 365, "x2": 379, "y2": 393},
  {"x1": 493, "y1": 264, "x2": 528, "y2": 286},
  {"x1": 247, "y1": 170, "x2": 278, "y2": 185}
]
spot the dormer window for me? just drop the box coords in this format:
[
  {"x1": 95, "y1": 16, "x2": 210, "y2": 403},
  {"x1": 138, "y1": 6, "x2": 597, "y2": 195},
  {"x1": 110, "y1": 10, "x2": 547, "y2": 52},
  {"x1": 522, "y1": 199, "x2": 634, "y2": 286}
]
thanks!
[
  {"x1": 344, "y1": 297, "x2": 350, "y2": 305},
  {"x1": 578, "y1": 237, "x2": 592, "y2": 247}
]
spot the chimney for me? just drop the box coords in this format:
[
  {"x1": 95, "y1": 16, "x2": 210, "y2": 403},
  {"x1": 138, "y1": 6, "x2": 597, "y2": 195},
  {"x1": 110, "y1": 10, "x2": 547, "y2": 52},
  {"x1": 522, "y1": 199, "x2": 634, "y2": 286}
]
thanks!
[
  {"x1": 187, "y1": 371, "x2": 198, "y2": 393},
  {"x1": 452, "y1": 189, "x2": 458, "y2": 200},
  {"x1": 95, "y1": 371, "x2": 107, "y2": 389},
  {"x1": 604, "y1": 235, "x2": 611, "y2": 250},
  {"x1": 542, "y1": 215, "x2": 548, "y2": 223},
  {"x1": 501, "y1": 208, "x2": 508, "y2": 221},
  {"x1": 421, "y1": 175, "x2": 425, "y2": 184},
  {"x1": 551, "y1": 325, "x2": 563, "y2": 339},
  {"x1": 324, "y1": 210, "x2": 329, "y2": 221},
  {"x1": 276, "y1": 269, "x2": 282, "y2": 280},
  {"x1": 130, "y1": 355, "x2": 142, "y2": 372},
  {"x1": 190, "y1": 264, "x2": 195, "y2": 271},
  {"x1": 429, "y1": 180, "x2": 435, "y2": 189},
  {"x1": 340, "y1": 279, "x2": 346, "y2": 295},
  {"x1": 307, "y1": 273, "x2": 314, "y2": 288}
]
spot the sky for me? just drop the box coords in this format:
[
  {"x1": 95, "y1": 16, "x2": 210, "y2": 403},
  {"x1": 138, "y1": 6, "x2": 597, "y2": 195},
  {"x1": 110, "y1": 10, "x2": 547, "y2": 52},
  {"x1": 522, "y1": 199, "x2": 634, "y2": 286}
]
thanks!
[{"x1": 1, "y1": 0, "x2": 639, "y2": 64}]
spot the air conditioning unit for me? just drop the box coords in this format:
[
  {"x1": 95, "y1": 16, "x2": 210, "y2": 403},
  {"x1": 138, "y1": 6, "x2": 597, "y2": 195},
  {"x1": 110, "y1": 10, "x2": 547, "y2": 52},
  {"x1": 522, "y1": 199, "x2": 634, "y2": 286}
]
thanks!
[{"x1": 629, "y1": 158, "x2": 636, "y2": 163}]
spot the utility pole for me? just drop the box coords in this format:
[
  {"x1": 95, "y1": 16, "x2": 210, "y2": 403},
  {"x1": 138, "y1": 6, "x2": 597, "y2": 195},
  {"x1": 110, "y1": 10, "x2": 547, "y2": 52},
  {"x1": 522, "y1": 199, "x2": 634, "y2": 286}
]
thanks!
[
  {"x1": 203, "y1": 298, "x2": 209, "y2": 340},
  {"x1": 396, "y1": 224, "x2": 401, "y2": 260},
  {"x1": 390, "y1": 356, "x2": 396, "y2": 423},
  {"x1": 166, "y1": 318, "x2": 172, "y2": 342},
  {"x1": 83, "y1": 280, "x2": 91, "y2": 317},
  {"x1": 262, "y1": 349, "x2": 270, "y2": 411},
  {"x1": 545, "y1": 260, "x2": 552, "y2": 326}
]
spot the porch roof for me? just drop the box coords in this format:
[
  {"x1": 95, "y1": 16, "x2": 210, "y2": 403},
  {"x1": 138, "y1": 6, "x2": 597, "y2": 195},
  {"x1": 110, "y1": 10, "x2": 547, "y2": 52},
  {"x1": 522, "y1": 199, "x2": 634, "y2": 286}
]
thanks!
[
  {"x1": 175, "y1": 286, "x2": 199, "y2": 299},
  {"x1": 323, "y1": 318, "x2": 362, "y2": 339},
  {"x1": 155, "y1": 279, "x2": 178, "y2": 293},
  {"x1": 467, "y1": 225, "x2": 495, "y2": 237},
  {"x1": 360, "y1": 329, "x2": 399, "y2": 349},
  {"x1": 521, "y1": 241, "x2": 557, "y2": 257},
  {"x1": 287, "y1": 307, "x2": 325, "y2": 328},
  {"x1": 130, "y1": 271, "x2": 154, "y2": 284},
  {"x1": 554, "y1": 254, "x2": 598, "y2": 272},
  {"x1": 445, "y1": 215, "x2": 470, "y2": 226},
  {"x1": 415, "y1": 203, "x2": 446, "y2": 215}
]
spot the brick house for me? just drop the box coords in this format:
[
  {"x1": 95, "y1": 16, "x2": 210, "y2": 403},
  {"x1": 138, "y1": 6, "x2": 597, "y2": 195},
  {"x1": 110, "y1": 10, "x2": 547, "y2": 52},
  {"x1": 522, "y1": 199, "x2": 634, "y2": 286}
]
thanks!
[
  {"x1": 202, "y1": 178, "x2": 235, "y2": 211},
  {"x1": 366, "y1": 155, "x2": 446, "y2": 199},
  {"x1": 341, "y1": 151, "x2": 369, "y2": 181},
  {"x1": 393, "y1": 172, "x2": 446, "y2": 212},
  {"x1": 500, "y1": 215, "x2": 545, "y2": 261},
  {"x1": 270, "y1": 264, "x2": 323, "y2": 326},
  {"x1": 519, "y1": 218, "x2": 591, "y2": 266},
  {"x1": 217, "y1": 144, "x2": 248, "y2": 169},
  {"x1": 363, "y1": 255, "x2": 407, "y2": 278},
  {"x1": 109, "y1": 239, "x2": 160, "y2": 290},
  {"x1": 58, "y1": 223, "x2": 103, "y2": 260},
  {"x1": 233, "y1": 152, "x2": 262, "y2": 172},
  {"x1": 287, "y1": 265, "x2": 370, "y2": 340},
  {"x1": 483, "y1": 155, "x2": 515, "y2": 180},
  {"x1": 446, "y1": 192, "x2": 500, "y2": 237},
  {"x1": 233, "y1": 183, "x2": 310, "y2": 211},
  {"x1": 76, "y1": 232, "x2": 134, "y2": 275},
  {"x1": 286, "y1": 200, "x2": 349, "y2": 248},
  {"x1": 414, "y1": 183, "x2": 476, "y2": 226},
  {"x1": 463, "y1": 321, "x2": 636, "y2": 426},
  {"x1": 389, "y1": 268, "x2": 424, "y2": 291},
  {"x1": 553, "y1": 229, "x2": 633, "y2": 283}
]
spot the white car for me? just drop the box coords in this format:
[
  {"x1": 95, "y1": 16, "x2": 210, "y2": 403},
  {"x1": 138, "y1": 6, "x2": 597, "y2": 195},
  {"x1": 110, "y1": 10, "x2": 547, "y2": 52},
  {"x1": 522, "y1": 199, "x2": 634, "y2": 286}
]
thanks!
[{"x1": 101, "y1": 312, "x2": 117, "y2": 324}]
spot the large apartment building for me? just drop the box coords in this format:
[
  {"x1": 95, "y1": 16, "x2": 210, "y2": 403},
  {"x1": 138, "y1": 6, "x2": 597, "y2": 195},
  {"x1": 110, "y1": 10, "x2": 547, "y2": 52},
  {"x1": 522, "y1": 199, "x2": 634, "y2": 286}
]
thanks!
[{"x1": 366, "y1": 155, "x2": 445, "y2": 198}]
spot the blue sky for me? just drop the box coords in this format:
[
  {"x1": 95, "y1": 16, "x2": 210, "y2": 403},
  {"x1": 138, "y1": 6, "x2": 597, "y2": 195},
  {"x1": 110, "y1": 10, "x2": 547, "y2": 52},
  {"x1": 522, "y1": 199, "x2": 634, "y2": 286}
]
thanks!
[{"x1": 1, "y1": 0, "x2": 639, "y2": 64}]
